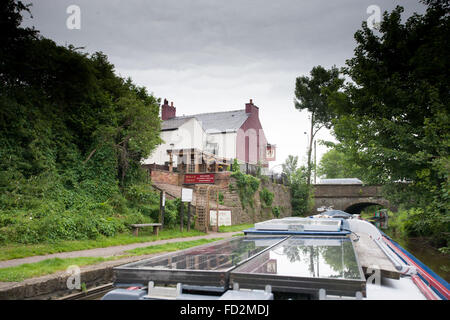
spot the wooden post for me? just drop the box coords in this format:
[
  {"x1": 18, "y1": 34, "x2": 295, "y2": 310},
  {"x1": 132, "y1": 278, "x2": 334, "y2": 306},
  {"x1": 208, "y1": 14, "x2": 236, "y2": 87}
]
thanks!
[
  {"x1": 205, "y1": 186, "x2": 210, "y2": 234},
  {"x1": 187, "y1": 203, "x2": 191, "y2": 231},
  {"x1": 168, "y1": 151, "x2": 173, "y2": 172},
  {"x1": 160, "y1": 191, "x2": 165, "y2": 230},
  {"x1": 216, "y1": 189, "x2": 219, "y2": 232},
  {"x1": 180, "y1": 201, "x2": 184, "y2": 232}
]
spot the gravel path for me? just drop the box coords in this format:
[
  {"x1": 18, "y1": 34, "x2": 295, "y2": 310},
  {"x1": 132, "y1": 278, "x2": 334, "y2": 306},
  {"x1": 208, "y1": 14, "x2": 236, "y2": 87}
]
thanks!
[{"x1": 0, "y1": 231, "x2": 241, "y2": 269}]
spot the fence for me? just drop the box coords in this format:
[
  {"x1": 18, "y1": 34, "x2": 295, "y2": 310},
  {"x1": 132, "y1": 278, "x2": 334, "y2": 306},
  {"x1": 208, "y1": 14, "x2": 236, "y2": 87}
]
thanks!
[
  {"x1": 266, "y1": 172, "x2": 289, "y2": 185},
  {"x1": 229, "y1": 162, "x2": 288, "y2": 186},
  {"x1": 144, "y1": 162, "x2": 289, "y2": 186}
]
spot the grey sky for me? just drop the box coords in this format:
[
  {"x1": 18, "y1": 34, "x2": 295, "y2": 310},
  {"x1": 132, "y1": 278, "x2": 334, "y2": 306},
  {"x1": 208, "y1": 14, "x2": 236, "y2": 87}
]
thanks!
[{"x1": 22, "y1": 0, "x2": 426, "y2": 172}]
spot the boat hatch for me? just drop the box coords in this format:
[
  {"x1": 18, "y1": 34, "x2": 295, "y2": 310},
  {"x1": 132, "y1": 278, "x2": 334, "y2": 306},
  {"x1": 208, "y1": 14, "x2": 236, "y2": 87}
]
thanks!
[
  {"x1": 114, "y1": 236, "x2": 286, "y2": 289},
  {"x1": 230, "y1": 236, "x2": 366, "y2": 297},
  {"x1": 113, "y1": 235, "x2": 365, "y2": 298},
  {"x1": 254, "y1": 218, "x2": 342, "y2": 232}
]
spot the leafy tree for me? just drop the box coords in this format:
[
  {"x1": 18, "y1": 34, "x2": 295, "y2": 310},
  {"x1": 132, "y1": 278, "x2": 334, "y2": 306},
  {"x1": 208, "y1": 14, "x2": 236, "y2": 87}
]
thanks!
[
  {"x1": 317, "y1": 148, "x2": 363, "y2": 181},
  {"x1": 294, "y1": 66, "x2": 344, "y2": 187},
  {"x1": 282, "y1": 155, "x2": 299, "y2": 185},
  {"x1": 290, "y1": 166, "x2": 314, "y2": 216},
  {"x1": 328, "y1": 1, "x2": 449, "y2": 246},
  {"x1": 281, "y1": 155, "x2": 314, "y2": 215},
  {"x1": 0, "y1": 2, "x2": 164, "y2": 243}
]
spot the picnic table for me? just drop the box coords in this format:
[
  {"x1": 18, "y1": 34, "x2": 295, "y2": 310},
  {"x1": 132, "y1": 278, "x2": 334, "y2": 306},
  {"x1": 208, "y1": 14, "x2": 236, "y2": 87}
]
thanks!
[{"x1": 130, "y1": 223, "x2": 162, "y2": 237}]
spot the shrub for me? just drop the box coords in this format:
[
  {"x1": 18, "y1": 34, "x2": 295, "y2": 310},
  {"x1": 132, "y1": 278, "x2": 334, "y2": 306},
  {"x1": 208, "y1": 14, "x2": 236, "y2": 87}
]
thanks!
[
  {"x1": 259, "y1": 187, "x2": 274, "y2": 208},
  {"x1": 231, "y1": 171, "x2": 260, "y2": 209},
  {"x1": 272, "y1": 206, "x2": 281, "y2": 218}
]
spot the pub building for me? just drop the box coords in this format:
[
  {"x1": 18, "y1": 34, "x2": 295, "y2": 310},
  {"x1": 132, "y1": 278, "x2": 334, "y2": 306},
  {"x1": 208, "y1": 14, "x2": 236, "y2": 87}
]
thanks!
[{"x1": 143, "y1": 99, "x2": 276, "y2": 175}]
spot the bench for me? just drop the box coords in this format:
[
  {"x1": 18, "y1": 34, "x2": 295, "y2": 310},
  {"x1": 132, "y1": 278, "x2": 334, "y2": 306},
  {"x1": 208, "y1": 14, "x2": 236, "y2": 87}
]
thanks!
[{"x1": 130, "y1": 223, "x2": 162, "y2": 237}]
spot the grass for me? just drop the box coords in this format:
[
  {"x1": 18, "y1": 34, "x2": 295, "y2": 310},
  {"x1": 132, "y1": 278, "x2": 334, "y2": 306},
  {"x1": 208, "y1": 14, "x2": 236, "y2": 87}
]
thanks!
[
  {"x1": 0, "y1": 238, "x2": 224, "y2": 282},
  {"x1": 0, "y1": 228, "x2": 206, "y2": 261},
  {"x1": 124, "y1": 238, "x2": 223, "y2": 256},
  {"x1": 218, "y1": 223, "x2": 254, "y2": 233},
  {"x1": 0, "y1": 257, "x2": 112, "y2": 282}
]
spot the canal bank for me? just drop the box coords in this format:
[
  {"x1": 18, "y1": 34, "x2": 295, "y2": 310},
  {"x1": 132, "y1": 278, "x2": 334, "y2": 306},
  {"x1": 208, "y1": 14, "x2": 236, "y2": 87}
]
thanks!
[
  {"x1": 0, "y1": 231, "x2": 241, "y2": 299},
  {"x1": 384, "y1": 233, "x2": 450, "y2": 283},
  {"x1": 368, "y1": 217, "x2": 449, "y2": 283},
  {"x1": 0, "y1": 253, "x2": 154, "y2": 300}
]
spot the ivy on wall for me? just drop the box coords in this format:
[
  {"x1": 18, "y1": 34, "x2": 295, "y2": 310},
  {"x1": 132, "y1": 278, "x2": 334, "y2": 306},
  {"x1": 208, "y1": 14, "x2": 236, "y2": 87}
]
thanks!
[
  {"x1": 259, "y1": 187, "x2": 274, "y2": 208},
  {"x1": 231, "y1": 171, "x2": 260, "y2": 209}
]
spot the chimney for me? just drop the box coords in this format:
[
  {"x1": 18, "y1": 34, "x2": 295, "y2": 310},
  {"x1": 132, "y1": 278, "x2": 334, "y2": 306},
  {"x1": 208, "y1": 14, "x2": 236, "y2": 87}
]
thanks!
[
  {"x1": 245, "y1": 99, "x2": 259, "y2": 117},
  {"x1": 161, "y1": 99, "x2": 176, "y2": 120}
]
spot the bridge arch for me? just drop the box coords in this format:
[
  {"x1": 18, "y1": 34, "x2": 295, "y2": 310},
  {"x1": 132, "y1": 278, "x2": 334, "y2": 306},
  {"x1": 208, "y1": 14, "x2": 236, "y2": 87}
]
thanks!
[
  {"x1": 312, "y1": 184, "x2": 394, "y2": 215},
  {"x1": 344, "y1": 201, "x2": 387, "y2": 215}
]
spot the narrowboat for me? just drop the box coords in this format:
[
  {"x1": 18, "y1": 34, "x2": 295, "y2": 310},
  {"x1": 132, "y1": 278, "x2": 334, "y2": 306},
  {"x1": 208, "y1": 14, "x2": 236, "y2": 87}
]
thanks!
[{"x1": 102, "y1": 213, "x2": 449, "y2": 300}]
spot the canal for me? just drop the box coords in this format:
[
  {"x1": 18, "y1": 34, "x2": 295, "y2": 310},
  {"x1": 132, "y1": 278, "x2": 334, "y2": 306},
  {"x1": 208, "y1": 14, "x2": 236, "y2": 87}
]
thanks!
[{"x1": 371, "y1": 219, "x2": 450, "y2": 283}]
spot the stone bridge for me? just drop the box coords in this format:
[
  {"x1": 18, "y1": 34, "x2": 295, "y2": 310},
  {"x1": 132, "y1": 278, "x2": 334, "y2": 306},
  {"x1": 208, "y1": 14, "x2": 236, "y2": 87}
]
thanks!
[{"x1": 313, "y1": 184, "x2": 393, "y2": 214}]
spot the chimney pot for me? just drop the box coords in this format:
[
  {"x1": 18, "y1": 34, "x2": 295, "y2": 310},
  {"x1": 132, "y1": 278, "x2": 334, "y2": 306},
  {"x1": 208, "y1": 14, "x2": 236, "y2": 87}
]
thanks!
[
  {"x1": 162, "y1": 100, "x2": 176, "y2": 120},
  {"x1": 245, "y1": 99, "x2": 258, "y2": 116}
]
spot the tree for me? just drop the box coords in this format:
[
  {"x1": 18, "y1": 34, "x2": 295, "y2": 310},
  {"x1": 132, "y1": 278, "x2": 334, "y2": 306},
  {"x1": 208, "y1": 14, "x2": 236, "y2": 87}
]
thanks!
[
  {"x1": 86, "y1": 93, "x2": 161, "y2": 186},
  {"x1": 294, "y1": 66, "x2": 344, "y2": 187},
  {"x1": 329, "y1": 1, "x2": 449, "y2": 245},
  {"x1": 317, "y1": 148, "x2": 363, "y2": 181},
  {"x1": 282, "y1": 155, "x2": 299, "y2": 185},
  {"x1": 0, "y1": 2, "x2": 164, "y2": 243},
  {"x1": 290, "y1": 166, "x2": 314, "y2": 216}
]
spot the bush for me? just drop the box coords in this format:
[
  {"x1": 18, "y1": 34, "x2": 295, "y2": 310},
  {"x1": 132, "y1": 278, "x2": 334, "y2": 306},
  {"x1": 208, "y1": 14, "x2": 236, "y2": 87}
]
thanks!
[
  {"x1": 0, "y1": 168, "x2": 164, "y2": 244},
  {"x1": 272, "y1": 206, "x2": 281, "y2": 218},
  {"x1": 231, "y1": 171, "x2": 260, "y2": 209},
  {"x1": 163, "y1": 199, "x2": 179, "y2": 229},
  {"x1": 259, "y1": 187, "x2": 274, "y2": 208}
]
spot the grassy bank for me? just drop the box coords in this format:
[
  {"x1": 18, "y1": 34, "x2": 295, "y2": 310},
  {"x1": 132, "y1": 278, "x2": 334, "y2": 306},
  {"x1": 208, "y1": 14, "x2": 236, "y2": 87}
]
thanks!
[
  {"x1": 218, "y1": 223, "x2": 253, "y2": 233},
  {"x1": 0, "y1": 238, "x2": 223, "y2": 282},
  {"x1": 0, "y1": 228, "x2": 205, "y2": 261}
]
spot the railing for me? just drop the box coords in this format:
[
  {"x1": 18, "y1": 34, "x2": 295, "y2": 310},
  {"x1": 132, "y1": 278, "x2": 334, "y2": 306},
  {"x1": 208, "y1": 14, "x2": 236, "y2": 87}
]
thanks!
[
  {"x1": 142, "y1": 163, "x2": 179, "y2": 172},
  {"x1": 229, "y1": 162, "x2": 289, "y2": 186},
  {"x1": 266, "y1": 172, "x2": 289, "y2": 185},
  {"x1": 144, "y1": 162, "x2": 289, "y2": 186}
]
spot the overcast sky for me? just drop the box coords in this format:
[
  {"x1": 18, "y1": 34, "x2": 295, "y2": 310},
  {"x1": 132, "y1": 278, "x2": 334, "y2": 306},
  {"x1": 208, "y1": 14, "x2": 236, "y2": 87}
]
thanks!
[{"x1": 21, "y1": 0, "x2": 426, "y2": 173}]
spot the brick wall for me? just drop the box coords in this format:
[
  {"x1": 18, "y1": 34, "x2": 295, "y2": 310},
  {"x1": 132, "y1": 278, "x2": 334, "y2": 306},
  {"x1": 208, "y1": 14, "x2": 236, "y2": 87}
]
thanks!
[{"x1": 150, "y1": 169, "x2": 181, "y2": 185}]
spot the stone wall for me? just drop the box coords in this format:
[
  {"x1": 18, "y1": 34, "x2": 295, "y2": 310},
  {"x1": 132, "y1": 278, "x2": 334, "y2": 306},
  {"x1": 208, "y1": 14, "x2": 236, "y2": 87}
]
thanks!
[
  {"x1": 312, "y1": 184, "x2": 393, "y2": 214},
  {"x1": 220, "y1": 177, "x2": 292, "y2": 225},
  {"x1": 314, "y1": 184, "x2": 383, "y2": 198}
]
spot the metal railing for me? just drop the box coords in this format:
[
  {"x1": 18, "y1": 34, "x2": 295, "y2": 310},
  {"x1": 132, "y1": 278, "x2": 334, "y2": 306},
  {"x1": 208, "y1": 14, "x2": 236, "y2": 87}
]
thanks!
[{"x1": 229, "y1": 162, "x2": 289, "y2": 186}]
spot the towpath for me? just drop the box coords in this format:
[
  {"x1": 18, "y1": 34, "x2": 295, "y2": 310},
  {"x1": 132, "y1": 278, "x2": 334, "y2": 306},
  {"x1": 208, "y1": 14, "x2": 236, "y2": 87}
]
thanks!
[{"x1": 0, "y1": 231, "x2": 241, "y2": 269}]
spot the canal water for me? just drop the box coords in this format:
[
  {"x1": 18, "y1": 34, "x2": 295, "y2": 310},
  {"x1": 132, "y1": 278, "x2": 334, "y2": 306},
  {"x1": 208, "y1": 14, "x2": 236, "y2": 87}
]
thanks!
[{"x1": 371, "y1": 218, "x2": 450, "y2": 283}]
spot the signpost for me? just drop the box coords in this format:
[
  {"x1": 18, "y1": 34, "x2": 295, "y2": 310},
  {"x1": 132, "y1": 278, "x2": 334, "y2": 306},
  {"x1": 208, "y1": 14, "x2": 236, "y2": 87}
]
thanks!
[
  {"x1": 181, "y1": 188, "x2": 193, "y2": 231},
  {"x1": 181, "y1": 188, "x2": 193, "y2": 202}
]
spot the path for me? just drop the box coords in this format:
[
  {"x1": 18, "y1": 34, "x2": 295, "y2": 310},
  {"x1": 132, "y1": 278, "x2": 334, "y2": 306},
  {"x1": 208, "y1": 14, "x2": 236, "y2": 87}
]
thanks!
[{"x1": 0, "y1": 231, "x2": 241, "y2": 269}]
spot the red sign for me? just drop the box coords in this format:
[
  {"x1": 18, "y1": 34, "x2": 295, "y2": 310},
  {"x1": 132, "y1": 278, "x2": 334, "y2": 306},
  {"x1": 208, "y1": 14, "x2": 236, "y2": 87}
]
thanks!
[
  {"x1": 184, "y1": 173, "x2": 215, "y2": 184},
  {"x1": 266, "y1": 144, "x2": 276, "y2": 161}
]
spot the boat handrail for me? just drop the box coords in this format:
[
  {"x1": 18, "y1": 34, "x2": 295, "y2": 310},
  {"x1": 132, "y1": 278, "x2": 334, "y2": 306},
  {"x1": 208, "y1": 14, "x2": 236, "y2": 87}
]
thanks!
[{"x1": 347, "y1": 219, "x2": 415, "y2": 274}]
